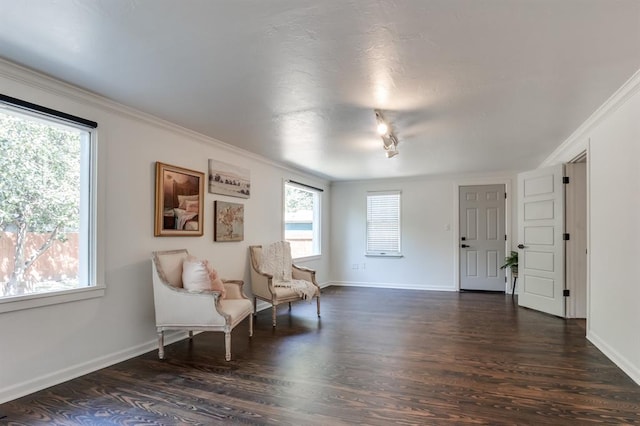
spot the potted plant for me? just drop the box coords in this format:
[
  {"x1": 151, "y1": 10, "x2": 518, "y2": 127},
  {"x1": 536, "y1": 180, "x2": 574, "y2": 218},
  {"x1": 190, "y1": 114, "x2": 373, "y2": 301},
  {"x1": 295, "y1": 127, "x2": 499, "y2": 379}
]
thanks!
[{"x1": 500, "y1": 251, "x2": 518, "y2": 277}]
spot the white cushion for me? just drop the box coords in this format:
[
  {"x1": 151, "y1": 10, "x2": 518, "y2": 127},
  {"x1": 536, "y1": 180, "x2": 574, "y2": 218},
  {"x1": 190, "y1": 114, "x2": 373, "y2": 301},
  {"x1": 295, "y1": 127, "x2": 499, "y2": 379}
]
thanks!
[
  {"x1": 182, "y1": 257, "x2": 212, "y2": 291},
  {"x1": 182, "y1": 256, "x2": 226, "y2": 297}
]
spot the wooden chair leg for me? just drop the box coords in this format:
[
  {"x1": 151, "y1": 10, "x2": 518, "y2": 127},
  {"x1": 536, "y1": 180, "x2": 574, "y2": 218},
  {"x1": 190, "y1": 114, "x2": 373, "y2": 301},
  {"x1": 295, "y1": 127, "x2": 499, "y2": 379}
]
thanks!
[
  {"x1": 225, "y1": 332, "x2": 231, "y2": 361},
  {"x1": 253, "y1": 297, "x2": 257, "y2": 316},
  {"x1": 157, "y1": 330, "x2": 165, "y2": 360},
  {"x1": 188, "y1": 331, "x2": 194, "y2": 339},
  {"x1": 249, "y1": 312, "x2": 254, "y2": 337},
  {"x1": 317, "y1": 296, "x2": 321, "y2": 318},
  {"x1": 288, "y1": 302, "x2": 292, "y2": 311},
  {"x1": 272, "y1": 304, "x2": 277, "y2": 327}
]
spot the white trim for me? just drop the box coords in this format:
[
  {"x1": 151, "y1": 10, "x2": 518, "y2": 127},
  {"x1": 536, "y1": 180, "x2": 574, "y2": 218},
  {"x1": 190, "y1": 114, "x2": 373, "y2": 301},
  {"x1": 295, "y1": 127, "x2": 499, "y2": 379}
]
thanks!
[
  {"x1": 329, "y1": 281, "x2": 456, "y2": 292},
  {"x1": 587, "y1": 330, "x2": 640, "y2": 386},
  {"x1": 0, "y1": 286, "x2": 106, "y2": 314},
  {"x1": 0, "y1": 95, "x2": 104, "y2": 314},
  {"x1": 453, "y1": 176, "x2": 513, "y2": 292},
  {"x1": 365, "y1": 190, "x2": 402, "y2": 256},
  {"x1": 541, "y1": 68, "x2": 640, "y2": 167},
  {"x1": 0, "y1": 330, "x2": 188, "y2": 404},
  {"x1": 586, "y1": 140, "x2": 592, "y2": 335},
  {"x1": 292, "y1": 255, "x2": 322, "y2": 263}
]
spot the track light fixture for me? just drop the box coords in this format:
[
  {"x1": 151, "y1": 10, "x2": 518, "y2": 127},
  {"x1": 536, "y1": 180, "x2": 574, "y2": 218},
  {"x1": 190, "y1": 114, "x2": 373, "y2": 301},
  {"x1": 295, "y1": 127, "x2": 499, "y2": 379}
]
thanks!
[{"x1": 374, "y1": 109, "x2": 399, "y2": 158}]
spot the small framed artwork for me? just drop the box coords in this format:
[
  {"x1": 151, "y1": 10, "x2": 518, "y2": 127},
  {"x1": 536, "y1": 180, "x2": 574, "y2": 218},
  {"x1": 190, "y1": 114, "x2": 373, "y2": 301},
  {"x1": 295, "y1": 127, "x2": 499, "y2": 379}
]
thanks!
[
  {"x1": 208, "y1": 159, "x2": 250, "y2": 199},
  {"x1": 154, "y1": 162, "x2": 205, "y2": 237},
  {"x1": 214, "y1": 201, "x2": 244, "y2": 242}
]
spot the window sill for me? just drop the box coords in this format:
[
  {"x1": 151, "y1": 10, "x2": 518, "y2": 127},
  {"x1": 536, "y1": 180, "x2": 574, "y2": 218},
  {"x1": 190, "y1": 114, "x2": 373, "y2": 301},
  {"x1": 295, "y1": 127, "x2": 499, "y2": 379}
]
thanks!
[
  {"x1": 0, "y1": 286, "x2": 105, "y2": 314},
  {"x1": 292, "y1": 254, "x2": 322, "y2": 263},
  {"x1": 365, "y1": 253, "x2": 404, "y2": 258}
]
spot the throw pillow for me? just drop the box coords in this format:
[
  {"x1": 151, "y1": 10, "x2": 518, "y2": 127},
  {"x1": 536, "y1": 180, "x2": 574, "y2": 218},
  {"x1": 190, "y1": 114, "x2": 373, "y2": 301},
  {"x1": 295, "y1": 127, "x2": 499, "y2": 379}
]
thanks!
[
  {"x1": 182, "y1": 256, "x2": 226, "y2": 298},
  {"x1": 208, "y1": 265, "x2": 226, "y2": 299}
]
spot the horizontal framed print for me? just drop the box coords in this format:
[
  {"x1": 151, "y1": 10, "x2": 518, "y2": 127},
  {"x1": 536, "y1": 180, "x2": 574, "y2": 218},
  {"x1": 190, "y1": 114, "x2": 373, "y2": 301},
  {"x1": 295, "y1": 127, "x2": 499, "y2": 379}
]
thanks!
[
  {"x1": 214, "y1": 201, "x2": 244, "y2": 242},
  {"x1": 208, "y1": 159, "x2": 250, "y2": 199},
  {"x1": 154, "y1": 162, "x2": 205, "y2": 237}
]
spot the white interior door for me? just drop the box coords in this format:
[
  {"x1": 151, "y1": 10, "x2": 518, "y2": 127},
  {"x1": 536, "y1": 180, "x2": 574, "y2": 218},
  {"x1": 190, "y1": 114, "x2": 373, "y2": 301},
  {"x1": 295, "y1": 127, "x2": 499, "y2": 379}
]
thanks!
[
  {"x1": 459, "y1": 184, "x2": 506, "y2": 291},
  {"x1": 517, "y1": 165, "x2": 565, "y2": 317}
]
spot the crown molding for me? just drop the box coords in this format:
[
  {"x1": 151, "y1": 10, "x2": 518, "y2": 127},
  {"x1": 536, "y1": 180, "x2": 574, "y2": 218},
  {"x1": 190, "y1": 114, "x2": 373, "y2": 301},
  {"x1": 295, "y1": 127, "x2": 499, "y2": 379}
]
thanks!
[
  {"x1": 541, "y1": 68, "x2": 640, "y2": 167},
  {"x1": 0, "y1": 58, "x2": 328, "y2": 186}
]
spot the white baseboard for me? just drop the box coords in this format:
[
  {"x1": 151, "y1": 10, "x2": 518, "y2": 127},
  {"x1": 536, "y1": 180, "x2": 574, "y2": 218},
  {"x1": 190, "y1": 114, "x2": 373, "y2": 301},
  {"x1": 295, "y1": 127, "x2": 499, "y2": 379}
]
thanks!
[
  {"x1": 587, "y1": 330, "x2": 640, "y2": 386},
  {"x1": 0, "y1": 330, "x2": 188, "y2": 404},
  {"x1": 329, "y1": 281, "x2": 456, "y2": 292},
  {"x1": 1, "y1": 282, "x2": 449, "y2": 404}
]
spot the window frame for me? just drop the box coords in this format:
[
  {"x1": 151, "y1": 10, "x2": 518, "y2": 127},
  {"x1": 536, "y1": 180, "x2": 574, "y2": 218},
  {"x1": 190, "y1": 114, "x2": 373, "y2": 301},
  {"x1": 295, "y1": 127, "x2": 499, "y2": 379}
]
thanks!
[
  {"x1": 283, "y1": 180, "x2": 322, "y2": 261},
  {"x1": 0, "y1": 95, "x2": 102, "y2": 313},
  {"x1": 366, "y1": 190, "x2": 402, "y2": 257}
]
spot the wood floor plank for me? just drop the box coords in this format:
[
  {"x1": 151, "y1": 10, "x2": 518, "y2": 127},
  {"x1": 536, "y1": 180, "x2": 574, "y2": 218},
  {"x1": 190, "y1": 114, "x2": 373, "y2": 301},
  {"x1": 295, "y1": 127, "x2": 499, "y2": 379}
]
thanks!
[{"x1": 2, "y1": 287, "x2": 639, "y2": 425}]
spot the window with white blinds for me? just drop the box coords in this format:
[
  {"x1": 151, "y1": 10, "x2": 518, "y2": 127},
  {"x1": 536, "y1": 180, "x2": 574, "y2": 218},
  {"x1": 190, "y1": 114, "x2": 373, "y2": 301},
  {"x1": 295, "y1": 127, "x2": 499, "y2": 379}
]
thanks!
[{"x1": 366, "y1": 191, "x2": 401, "y2": 256}]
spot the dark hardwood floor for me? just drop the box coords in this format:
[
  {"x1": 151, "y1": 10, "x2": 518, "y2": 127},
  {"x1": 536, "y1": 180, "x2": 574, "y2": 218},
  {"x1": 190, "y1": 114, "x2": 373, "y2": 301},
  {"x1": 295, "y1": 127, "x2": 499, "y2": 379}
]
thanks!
[{"x1": 2, "y1": 287, "x2": 639, "y2": 425}]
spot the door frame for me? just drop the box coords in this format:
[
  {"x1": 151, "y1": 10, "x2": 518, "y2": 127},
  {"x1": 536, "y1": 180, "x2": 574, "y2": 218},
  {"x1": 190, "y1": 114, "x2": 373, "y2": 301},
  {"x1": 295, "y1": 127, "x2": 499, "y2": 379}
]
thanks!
[{"x1": 453, "y1": 176, "x2": 513, "y2": 292}]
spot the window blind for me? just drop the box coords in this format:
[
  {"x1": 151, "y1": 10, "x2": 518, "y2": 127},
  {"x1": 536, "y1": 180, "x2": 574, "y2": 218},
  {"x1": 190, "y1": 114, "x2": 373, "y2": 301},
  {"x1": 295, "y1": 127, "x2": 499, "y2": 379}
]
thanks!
[{"x1": 366, "y1": 191, "x2": 401, "y2": 255}]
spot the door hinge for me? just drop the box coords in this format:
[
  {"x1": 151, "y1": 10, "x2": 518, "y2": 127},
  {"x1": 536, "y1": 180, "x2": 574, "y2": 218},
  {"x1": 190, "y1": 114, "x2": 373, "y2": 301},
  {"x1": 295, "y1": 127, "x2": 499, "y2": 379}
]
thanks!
[
  {"x1": 563, "y1": 233, "x2": 570, "y2": 241},
  {"x1": 563, "y1": 289, "x2": 570, "y2": 297},
  {"x1": 505, "y1": 234, "x2": 507, "y2": 241},
  {"x1": 563, "y1": 176, "x2": 570, "y2": 184},
  {"x1": 504, "y1": 192, "x2": 507, "y2": 199},
  {"x1": 505, "y1": 277, "x2": 507, "y2": 283}
]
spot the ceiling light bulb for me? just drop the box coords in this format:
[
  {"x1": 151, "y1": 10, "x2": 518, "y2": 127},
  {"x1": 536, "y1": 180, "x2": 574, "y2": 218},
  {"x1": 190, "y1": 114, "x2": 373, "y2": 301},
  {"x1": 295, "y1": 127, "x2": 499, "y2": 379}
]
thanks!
[{"x1": 377, "y1": 122, "x2": 389, "y2": 135}]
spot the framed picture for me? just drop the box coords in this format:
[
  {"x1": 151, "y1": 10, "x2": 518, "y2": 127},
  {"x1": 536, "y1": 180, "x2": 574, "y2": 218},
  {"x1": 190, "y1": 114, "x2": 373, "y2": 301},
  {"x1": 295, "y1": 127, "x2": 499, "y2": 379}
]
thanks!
[
  {"x1": 154, "y1": 162, "x2": 205, "y2": 237},
  {"x1": 214, "y1": 201, "x2": 244, "y2": 242},
  {"x1": 208, "y1": 159, "x2": 250, "y2": 199}
]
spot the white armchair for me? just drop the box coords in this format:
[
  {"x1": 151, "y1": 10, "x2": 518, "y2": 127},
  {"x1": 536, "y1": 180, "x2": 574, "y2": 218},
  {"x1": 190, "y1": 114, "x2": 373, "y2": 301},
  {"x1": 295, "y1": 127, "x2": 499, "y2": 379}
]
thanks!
[
  {"x1": 151, "y1": 249, "x2": 253, "y2": 361},
  {"x1": 249, "y1": 244, "x2": 321, "y2": 327}
]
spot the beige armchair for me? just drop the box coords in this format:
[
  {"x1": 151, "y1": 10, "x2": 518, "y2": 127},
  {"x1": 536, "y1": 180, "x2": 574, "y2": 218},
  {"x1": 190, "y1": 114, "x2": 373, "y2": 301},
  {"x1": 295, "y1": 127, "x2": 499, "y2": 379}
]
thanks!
[
  {"x1": 249, "y1": 244, "x2": 321, "y2": 327},
  {"x1": 151, "y1": 249, "x2": 253, "y2": 361}
]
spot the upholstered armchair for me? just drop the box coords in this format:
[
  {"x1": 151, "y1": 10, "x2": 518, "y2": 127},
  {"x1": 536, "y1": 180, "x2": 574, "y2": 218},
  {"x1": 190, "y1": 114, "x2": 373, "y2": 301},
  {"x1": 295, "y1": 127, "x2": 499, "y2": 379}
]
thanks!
[
  {"x1": 151, "y1": 249, "x2": 253, "y2": 361},
  {"x1": 249, "y1": 244, "x2": 321, "y2": 327}
]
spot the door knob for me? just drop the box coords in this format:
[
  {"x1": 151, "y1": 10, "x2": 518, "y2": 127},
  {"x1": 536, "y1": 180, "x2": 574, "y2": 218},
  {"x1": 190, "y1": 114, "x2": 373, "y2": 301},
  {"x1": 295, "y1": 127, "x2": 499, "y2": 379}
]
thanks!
[
  {"x1": 461, "y1": 244, "x2": 470, "y2": 248},
  {"x1": 517, "y1": 244, "x2": 526, "y2": 249}
]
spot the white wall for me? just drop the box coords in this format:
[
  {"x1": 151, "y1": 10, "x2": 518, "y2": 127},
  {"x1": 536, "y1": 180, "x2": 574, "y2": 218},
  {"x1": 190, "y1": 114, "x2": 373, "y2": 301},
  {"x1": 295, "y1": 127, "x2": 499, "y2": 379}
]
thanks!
[
  {"x1": 330, "y1": 174, "x2": 517, "y2": 291},
  {"x1": 0, "y1": 60, "x2": 330, "y2": 403},
  {"x1": 542, "y1": 70, "x2": 640, "y2": 384}
]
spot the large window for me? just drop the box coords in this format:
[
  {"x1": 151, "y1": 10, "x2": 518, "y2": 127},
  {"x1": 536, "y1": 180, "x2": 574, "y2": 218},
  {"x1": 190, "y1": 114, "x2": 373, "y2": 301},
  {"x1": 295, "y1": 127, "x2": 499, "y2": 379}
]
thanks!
[
  {"x1": 284, "y1": 181, "x2": 321, "y2": 259},
  {"x1": 0, "y1": 95, "x2": 97, "y2": 304},
  {"x1": 366, "y1": 191, "x2": 401, "y2": 256}
]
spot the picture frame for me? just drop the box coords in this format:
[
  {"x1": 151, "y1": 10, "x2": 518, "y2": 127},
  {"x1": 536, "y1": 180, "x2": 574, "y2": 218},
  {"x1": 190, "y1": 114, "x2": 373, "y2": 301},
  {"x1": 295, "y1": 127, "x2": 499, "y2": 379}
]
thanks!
[
  {"x1": 214, "y1": 201, "x2": 244, "y2": 242},
  {"x1": 208, "y1": 159, "x2": 250, "y2": 199},
  {"x1": 154, "y1": 162, "x2": 205, "y2": 237}
]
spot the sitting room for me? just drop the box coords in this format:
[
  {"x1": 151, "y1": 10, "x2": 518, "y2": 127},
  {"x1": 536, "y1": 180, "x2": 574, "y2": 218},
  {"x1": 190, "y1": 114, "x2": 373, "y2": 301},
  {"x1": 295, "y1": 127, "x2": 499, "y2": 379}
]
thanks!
[{"x1": 1, "y1": 1, "x2": 639, "y2": 424}]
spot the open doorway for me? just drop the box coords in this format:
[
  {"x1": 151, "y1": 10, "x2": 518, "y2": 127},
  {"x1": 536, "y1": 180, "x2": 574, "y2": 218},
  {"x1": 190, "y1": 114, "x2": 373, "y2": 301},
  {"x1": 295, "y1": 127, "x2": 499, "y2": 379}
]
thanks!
[{"x1": 565, "y1": 152, "x2": 588, "y2": 319}]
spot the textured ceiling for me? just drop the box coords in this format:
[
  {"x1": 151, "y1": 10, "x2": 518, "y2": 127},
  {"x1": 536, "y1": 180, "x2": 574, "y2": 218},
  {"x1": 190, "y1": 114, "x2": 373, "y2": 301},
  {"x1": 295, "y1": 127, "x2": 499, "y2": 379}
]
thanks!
[{"x1": 1, "y1": 0, "x2": 639, "y2": 181}]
